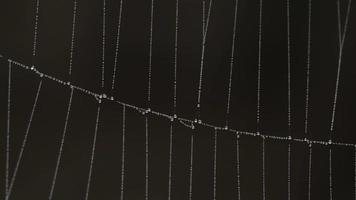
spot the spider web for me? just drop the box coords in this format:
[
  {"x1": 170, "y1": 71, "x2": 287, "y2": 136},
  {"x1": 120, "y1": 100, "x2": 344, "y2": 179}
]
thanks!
[{"x1": 1, "y1": 0, "x2": 355, "y2": 199}]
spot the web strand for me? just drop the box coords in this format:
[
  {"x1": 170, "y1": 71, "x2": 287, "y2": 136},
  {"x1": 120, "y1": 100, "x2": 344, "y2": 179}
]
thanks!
[
  {"x1": 354, "y1": 146, "x2": 356, "y2": 200},
  {"x1": 147, "y1": 0, "x2": 154, "y2": 105},
  {"x1": 341, "y1": 0, "x2": 352, "y2": 46},
  {"x1": 5, "y1": 62, "x2": 12, "y2": 197},
  {"x1": 257, "y1": 0, "x2": 263, "y2": 128},
  {"x1": 168, "y1": 121, "x2": 173, "y2": 200},
  {"x1": 236, "y1": 135, "x2": 241, "y2": 200},
  {"x1": 101, "y1": 0, "x2": 106, "y2": 89},
  {"x1": 5, "y1": 57, "x2": 356, "y2": 147},
  {"x1": 213, "y1": 129, "x2": 217, "y2": 200},
  {"x1": 286, "y1": 0, "x2": 292, "y2": 198},
  {"x1": 188, "y1": 132, "x2": 194, "y2": 200},
  {"x1": 170, "y1": 2, "x2": 179, "y2": 189},
  {"x1": 6, "y1": 80, "x2": 43, "y2": 200},
  {"x1": 329, "y1": 148, "x2": 333, "y2": 200},
  {"x1": 111, "y1": 0, "x2": 124, "y2": 94},
  {"x1": 330, "y1": 0, "x2": 352, "y2": 133},
  {"x1": 120, "y1": 105, "x2": 126, "y2": 200},
  {"x1": 304, "y1": 0, "x2": 312, "y2": 135},
  {"x1": 85, "y1": 103, "x2": 101, "y2": 200},
  {"x1": 262, "y1": 138, "x2": 266, "y2": 200},
  {"x1": 145, "y1": 116, "x2": 149, "y2": 200},
  {"x1": 286, "y1": 0, "x2": 292, "y2": 133},
  {"x1": 32, "y1": 0, "x2": 40, "y2": 64},
  {"x1": 203, "y1": 1, "x2": 205, "y2": 36},
  {"x1": 173, "y1": 0, "x2": 179, "y2": 115},
  {"x1": 2, "y1": 1, "x2": 356, "y2": 198},
  {"x1": 308, "y1": 144, "x2": 312, "y2": 200},
  {"x1": 48, "y1": 87, "x2": 74, "y2": 200},
  {"x1": 196, "y1": 2, "x2": 206, "y2": 119},
  {"x1": 287, "y1": 144, "x2": 291, "y2": 200},
  {"x1": 68, "y1": 0, "x2": 77, "y2": 76},
  {"x1": 196, "y1": 0, "x2": 213, "y2": 120},
  {"x1": 337, "y1": 0, "x2": 342, "y2": 47},
  {"x1": 225, "y1": 0, "x2": 239, "y2": 128},
  {"x1": 203, "y1": 0, "x2": 212, "y2": 42}
]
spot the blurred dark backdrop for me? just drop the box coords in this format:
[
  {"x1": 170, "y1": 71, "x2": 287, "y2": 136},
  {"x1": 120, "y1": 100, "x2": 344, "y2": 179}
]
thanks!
[{"x1": 0, "y1": 0, "x2": 356, "y2": 199}]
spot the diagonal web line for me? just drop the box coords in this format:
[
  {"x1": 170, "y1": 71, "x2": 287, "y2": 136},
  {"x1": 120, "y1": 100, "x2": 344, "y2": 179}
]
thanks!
[
  {"x1": 203, "y1": 0, "x2": 212, "y2": 42},
  {"x1": 3, "y1": 57, "x2": 356, "y2": 147},
  {"x1": 196, "y1": 0, "x2": 213, "y2": 120},
  {"x1": 196, "y1": 1, "x2": 206, "y2": 118},
  {"x1": 111, "y1": 0, "x2": 124, "y2": 94},
  {"x1": 340, "y1": 0, "x2": 352, "y2": 46},
  {"x1": 6, "y1": 80, "x2": 43, "y2": 200},
  {"x1": 68, "y1": 0, "x2": 78, "y2": 76},
  {"x1": 330, "y1": 0, "x2": 352, "y2": 133},
  {"x1": 48, "y1": 87, "x2": 74, "y2": 200},
  {"x1": 225, "y1": 0, "x2": 239, "y2": 128},
  {"x1": 85, "y1": 102, "x2": 101, "y2": 200},
  {"x1": 6, "y1": 0, "x2": 42, "y2": 197},
  {"x1": 337, "y1": 0, "x2": 342, "y2": 47}
]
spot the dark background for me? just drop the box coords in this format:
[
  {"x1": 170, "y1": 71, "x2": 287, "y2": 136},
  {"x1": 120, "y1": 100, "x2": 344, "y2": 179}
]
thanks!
[{"x1": 0, "y1": 0, "x2": 356, "y2": 199}]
